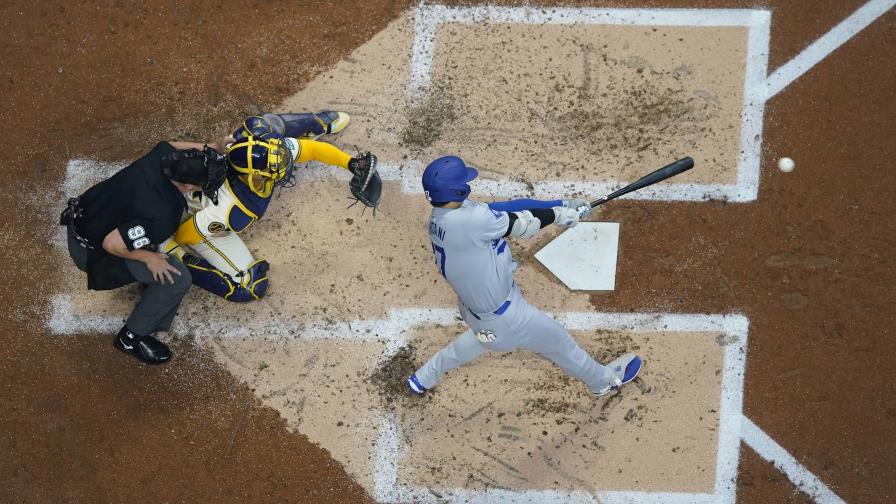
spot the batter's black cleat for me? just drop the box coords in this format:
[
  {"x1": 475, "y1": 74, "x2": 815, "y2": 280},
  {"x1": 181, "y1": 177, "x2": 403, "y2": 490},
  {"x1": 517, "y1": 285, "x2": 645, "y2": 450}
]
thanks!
[{"x1": 113, "y1": 326, "x2": 171, "y2": 365}]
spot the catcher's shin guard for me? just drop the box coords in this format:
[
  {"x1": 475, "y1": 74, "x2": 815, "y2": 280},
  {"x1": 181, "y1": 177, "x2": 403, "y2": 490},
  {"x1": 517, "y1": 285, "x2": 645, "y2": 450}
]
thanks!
[
  {"x1": 183, "y1": 254, "x2": 270, "y2": 302},
  {"x1": 274, "y1": 111, "x2": 350, "y2": 139},
  {"x1": 235, "y1": 112, "x2": 350, "y2": 141}
]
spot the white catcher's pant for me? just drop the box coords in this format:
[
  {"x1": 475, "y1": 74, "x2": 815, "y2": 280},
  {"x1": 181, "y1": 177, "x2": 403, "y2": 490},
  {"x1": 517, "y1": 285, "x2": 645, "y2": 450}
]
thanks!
[
  {"x1": 188, "y1": 230, "x2": 255, "y2": 278},
  {"x1": 414, "y1": 286, "x2": 616, "y2": 395}
]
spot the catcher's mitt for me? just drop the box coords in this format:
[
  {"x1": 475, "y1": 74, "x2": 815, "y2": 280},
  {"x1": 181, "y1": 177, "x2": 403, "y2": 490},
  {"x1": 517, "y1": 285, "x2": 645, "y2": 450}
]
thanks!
[{"x1": 348, "y1": 152, "x2": 381, "y2": 210}]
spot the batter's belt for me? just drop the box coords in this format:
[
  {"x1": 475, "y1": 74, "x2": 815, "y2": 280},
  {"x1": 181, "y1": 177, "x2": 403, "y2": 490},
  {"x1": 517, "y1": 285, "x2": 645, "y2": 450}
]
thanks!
[{"x1": 464, "y1": 283, "x2": 516, "y2": 320}]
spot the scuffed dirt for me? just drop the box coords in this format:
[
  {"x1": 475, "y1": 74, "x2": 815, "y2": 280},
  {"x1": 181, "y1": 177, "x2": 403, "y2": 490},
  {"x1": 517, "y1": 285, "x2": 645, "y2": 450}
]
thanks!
[
  {"x1": 400, "y1": 83, "x2": 459, "y2": 151},
  {"x1": 540, "y1": 49, "x2": 722, "y2": 159},
  {"x1": 368, "y1": 343, "x2": 430, "y2": 409}
]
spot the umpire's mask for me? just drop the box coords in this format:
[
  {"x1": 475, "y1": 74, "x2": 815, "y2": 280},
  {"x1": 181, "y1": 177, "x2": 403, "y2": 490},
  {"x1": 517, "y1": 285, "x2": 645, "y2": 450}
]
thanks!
[{"x1": 161, "y1": 146, "x2": 227, "y2": 204}]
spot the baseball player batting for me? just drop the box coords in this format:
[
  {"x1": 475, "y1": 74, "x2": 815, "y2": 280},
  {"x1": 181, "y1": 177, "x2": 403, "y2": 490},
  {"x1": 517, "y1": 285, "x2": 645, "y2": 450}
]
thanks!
[
  {"x1": 406, "y1": 156, "x2": 642, "y2": 398},
  {"x1": 162, "y1": 111, "x2": 380, "y2": 302}
]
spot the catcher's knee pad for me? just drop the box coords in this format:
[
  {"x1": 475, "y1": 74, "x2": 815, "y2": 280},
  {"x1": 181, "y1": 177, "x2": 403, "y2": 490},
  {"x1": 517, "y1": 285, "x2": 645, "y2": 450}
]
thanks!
[
  {"x1": 183, "y1": 254, "x2": 270, "y2": 302},
  {"x1": 239, "y1": 260, "x2": 270, "y2": 300}
]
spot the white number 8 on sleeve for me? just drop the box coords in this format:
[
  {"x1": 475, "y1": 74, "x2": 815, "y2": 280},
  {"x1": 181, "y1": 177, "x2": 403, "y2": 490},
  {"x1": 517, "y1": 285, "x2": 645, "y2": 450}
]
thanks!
[{"x1": 132, "y1": 237, "x2": 150, "y2": 249}]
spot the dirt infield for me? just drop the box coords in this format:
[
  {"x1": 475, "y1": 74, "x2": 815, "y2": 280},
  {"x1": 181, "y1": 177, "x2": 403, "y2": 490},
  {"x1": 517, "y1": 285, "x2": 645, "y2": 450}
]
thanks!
[{"x1": 2, "y1": 1, "x2": 894, "y2": 503}]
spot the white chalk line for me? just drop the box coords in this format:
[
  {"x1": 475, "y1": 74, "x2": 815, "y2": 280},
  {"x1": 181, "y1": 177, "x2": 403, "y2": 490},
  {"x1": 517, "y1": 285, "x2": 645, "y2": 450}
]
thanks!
[
  {"x1": 397, "y1": 161, "x2": 760, "y2": 202},
  {"x1": 374, "y1": 412, "x2": 403, "y2": 503},
  {"x1": 408, "y1": 6, "x2": 771, "y2": 203},
  {"x1": 737, "y1": 10, "x2": 770, "y2": 204},
  {"x1": 714, "y1": 317, "x2": 748, "y2": 503},
  {"x1": 48, "y1": 294, "x2": 457, "y2": 349},
  {"x1": 59, "y1": 156, "x2": 754, "y2": 211},
  {"x1": 379, "y1": 482, "x2": 718, "y2": 504},
  {"x1": 741, "y1": 417, "x2": 847, "y2": 504},
  {"x1": 765, "y1": 0, "x2": 896, "y2": 98}
]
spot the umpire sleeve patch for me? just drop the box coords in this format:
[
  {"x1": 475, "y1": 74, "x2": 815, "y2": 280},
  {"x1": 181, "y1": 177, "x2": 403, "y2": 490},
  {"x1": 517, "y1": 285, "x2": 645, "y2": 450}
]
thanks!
[{"x1": 125, "y1": 225, "x2": 150, "y2": 249}]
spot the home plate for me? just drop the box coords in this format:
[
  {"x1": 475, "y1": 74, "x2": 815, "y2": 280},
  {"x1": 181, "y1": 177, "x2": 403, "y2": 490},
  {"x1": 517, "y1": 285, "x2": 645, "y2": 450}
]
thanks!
[{"x1": 535, "y1": 222, "x2": 620, "y2": 291}]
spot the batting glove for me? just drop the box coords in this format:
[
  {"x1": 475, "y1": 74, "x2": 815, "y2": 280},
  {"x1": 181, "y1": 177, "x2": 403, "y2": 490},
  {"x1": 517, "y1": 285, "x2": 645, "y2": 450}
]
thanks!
[
  {"x1": 552, "y1": 206, "x2": 581, "y2": 228},
  {"x1": 562, "y1": 198, "x2": 589, "y2": 210}
]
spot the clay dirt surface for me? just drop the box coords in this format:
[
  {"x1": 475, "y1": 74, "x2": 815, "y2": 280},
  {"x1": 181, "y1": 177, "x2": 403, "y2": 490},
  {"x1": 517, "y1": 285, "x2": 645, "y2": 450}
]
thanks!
[{"x1": 2, "y1": 1, "x2": 895, "y2": 503}]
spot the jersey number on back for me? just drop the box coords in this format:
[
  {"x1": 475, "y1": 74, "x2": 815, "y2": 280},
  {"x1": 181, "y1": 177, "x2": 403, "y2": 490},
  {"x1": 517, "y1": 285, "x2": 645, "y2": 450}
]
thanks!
[{"x1": 431, "y1": 243, "x2": 446, "y2": 278}]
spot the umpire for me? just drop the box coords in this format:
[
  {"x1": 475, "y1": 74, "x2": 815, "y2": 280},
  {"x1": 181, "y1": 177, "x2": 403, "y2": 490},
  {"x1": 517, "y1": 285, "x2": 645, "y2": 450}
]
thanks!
[{"x1": 60, "y1": 141, "x2": 226, "y2": 364}]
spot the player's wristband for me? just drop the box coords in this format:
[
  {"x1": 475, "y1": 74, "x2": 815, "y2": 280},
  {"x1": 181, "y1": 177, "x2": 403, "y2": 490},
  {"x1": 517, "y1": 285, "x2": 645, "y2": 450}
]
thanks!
[{"x1": 529, "y1": 208, "x2": 555, "y2": 228}]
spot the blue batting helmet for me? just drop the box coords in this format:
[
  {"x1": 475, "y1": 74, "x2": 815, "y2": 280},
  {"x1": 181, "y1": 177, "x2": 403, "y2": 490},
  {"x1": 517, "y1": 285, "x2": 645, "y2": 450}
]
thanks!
[{"x1": 421, "y1": 156, "x2": 479, "y2": 203}]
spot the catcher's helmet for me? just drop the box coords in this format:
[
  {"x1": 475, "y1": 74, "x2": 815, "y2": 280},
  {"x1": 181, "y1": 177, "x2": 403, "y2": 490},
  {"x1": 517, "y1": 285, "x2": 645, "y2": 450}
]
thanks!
[
  {"x1": 421, "y1": 156, "x2": 479, "y2": 203},
  {"x1": 161, "y1": 145, "x2": 227, "y2": 204},
  {"x1": 226, "y1": 136, "x2": 295, "y2": 197}
]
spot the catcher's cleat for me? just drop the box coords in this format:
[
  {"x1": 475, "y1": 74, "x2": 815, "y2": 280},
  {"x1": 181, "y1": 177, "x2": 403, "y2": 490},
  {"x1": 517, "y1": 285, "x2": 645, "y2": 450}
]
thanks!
[
  {"x1": 113, "y1": 326, "x2": 171, "y2": 365},
  {"x1": 300, "y1": 111, "x2": 351, "y2": 140},
  {"x1": 593, "y1": 352, "x2": 642, "y2": 397}
]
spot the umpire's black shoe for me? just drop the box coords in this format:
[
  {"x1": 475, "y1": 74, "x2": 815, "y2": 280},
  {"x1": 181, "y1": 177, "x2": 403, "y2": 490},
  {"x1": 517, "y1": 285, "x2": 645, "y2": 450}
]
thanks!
[{"x1": 113, "y1": 327, "x2": 171, "y2": 364}]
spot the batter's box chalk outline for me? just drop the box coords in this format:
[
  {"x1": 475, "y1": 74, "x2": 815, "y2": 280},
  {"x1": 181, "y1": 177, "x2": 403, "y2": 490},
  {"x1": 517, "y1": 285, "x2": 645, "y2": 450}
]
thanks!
[
  {"x1": 405, "y1": 6, "x2": 771, "y2": 203},
  {"x1": 372, "y1": 311, "x2": 749, "y2": 504},
  {"x1": 47, "y1": 296, "x2": 844, "y2": 503}
]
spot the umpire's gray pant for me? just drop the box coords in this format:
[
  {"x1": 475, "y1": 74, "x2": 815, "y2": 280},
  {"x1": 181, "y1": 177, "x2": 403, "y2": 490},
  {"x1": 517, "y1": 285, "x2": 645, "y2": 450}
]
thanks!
[
  {"x1": 414, "y1": 286, "x2": 616, "y2": 395},
  {"x1": 67, "y1": 227, "x2": 191, "y2": 337}
]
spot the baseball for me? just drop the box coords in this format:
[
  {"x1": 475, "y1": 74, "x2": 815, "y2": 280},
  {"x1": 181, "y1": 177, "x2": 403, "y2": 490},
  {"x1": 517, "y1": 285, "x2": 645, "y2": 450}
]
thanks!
[{"x1": 778, "y1": 157, "x2": 795, "y2": 173}]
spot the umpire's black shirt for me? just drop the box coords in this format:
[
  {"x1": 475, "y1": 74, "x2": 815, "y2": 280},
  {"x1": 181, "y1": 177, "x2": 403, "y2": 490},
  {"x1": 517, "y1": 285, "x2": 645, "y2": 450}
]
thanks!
[{"x1": 75, "y1": 142, "x2": 186, "y2": 290}]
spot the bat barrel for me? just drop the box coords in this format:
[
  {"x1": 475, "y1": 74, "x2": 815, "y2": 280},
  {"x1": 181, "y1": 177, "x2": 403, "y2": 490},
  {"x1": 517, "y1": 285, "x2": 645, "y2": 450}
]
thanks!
[{"x1": 590, "y1": 157, "x2": 694, "y2": 207}]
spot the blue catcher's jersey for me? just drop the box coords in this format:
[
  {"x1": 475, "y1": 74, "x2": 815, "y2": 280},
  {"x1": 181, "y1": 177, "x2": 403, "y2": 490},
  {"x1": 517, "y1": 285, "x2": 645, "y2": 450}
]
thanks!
[{"x1": 186, "y1": 172, "x2": 273, "y2": 236}]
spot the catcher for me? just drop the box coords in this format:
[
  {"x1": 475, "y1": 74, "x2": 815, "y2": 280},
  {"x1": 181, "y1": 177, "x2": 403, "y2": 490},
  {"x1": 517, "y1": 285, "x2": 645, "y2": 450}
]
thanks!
[{"x1": 163, "y1": 111, "x2": 381, "y2": 302}]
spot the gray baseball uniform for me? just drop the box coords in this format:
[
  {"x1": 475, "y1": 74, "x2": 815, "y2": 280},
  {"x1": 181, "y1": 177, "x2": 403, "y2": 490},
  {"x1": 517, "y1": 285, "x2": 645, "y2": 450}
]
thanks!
[{"x1": 413, "y1": 199, "x2": 616, "y2": 394}]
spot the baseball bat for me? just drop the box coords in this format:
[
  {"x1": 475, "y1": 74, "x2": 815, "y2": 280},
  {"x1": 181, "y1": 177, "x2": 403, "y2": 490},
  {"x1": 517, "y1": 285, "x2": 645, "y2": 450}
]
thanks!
[{"x1": 590, "y1": 157, "x2": 694, "y2": 208}]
